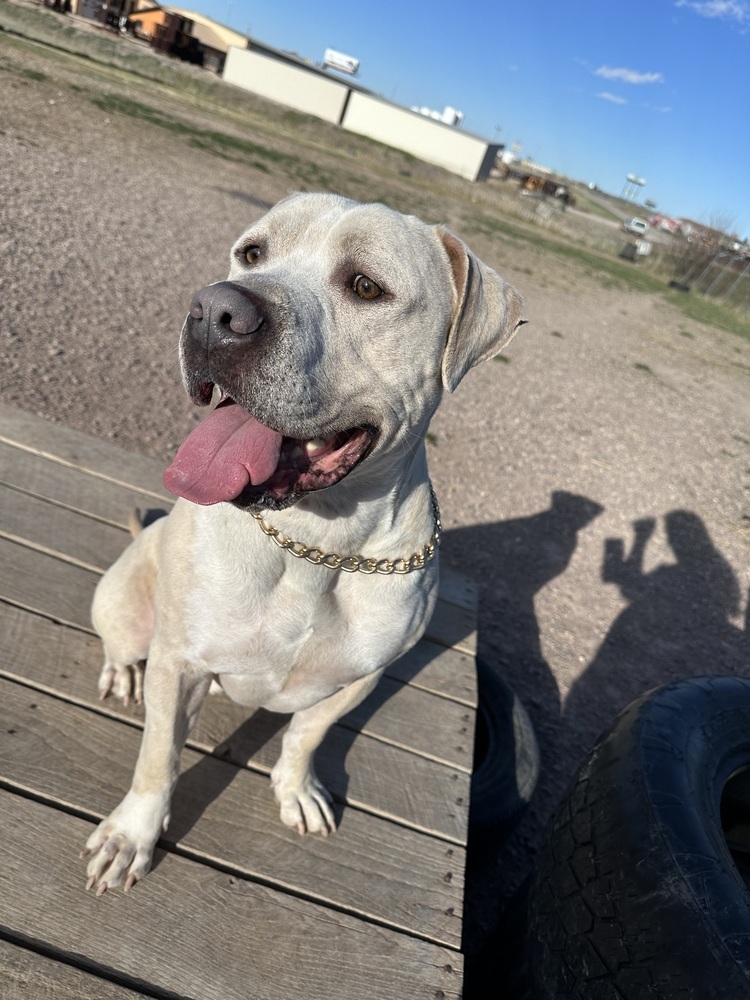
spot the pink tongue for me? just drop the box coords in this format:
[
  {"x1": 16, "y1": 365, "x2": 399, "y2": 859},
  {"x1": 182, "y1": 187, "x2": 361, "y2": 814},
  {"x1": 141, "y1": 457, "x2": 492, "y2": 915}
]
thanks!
[{"x1": 163, "y1": 402, "x2": 283, "y2": 504}]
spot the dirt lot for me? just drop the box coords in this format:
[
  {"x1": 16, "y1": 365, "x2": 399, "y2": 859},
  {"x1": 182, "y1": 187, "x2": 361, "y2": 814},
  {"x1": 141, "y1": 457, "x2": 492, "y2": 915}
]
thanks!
[{"x1": 2, "y1": 3, "x2": 750, "y2": 965}]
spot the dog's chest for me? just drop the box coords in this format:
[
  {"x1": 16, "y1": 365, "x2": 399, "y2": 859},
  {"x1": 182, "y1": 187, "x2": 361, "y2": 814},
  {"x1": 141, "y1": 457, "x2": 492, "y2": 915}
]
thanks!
[{"x1": 181, "y1": 557, "x2": 432, "y2": 712}]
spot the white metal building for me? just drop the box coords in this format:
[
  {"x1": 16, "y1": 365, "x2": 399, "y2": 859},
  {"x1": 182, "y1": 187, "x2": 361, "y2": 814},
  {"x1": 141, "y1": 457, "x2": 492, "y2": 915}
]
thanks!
[{"x1": 222, "y1": 45, "x2": 499, "y2": 183}]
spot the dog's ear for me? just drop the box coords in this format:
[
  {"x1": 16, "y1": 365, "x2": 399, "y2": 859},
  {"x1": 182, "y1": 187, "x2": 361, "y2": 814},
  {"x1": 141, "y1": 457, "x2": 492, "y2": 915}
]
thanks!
[{"x1": 438, "y1": 228, "x2": 527, "y2": 392}]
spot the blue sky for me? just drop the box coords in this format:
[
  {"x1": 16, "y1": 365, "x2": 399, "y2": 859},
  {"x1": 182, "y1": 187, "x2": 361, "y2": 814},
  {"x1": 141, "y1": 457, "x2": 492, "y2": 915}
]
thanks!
[{"x1": 184, "y1": 0, "x2": 749, "y2": 238}]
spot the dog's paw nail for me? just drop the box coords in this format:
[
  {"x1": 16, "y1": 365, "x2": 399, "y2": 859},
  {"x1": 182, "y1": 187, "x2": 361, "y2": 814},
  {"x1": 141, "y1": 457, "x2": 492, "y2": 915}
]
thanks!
[
  {"x1": 95, "y1": 881, "x2": 108, "y2": 897},
  {"x1": 124, "y1": 873, "x2": 136, "y2": 893},
  {"x1": 85, "y1": 875, "x2": 96, "y2": 891}
]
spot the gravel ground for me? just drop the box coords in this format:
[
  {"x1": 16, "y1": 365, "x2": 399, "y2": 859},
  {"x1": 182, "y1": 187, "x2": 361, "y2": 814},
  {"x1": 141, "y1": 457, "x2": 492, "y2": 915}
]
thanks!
[{"x1": 2, "y1": 10, "x2": 750, "y2": 977}]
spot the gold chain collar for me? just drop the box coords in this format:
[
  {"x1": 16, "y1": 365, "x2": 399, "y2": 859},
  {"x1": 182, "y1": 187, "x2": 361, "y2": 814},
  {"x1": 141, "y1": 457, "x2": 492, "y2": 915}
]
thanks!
[{"x1": 250, "y1": 484, "x2": 441, "y2": 575}]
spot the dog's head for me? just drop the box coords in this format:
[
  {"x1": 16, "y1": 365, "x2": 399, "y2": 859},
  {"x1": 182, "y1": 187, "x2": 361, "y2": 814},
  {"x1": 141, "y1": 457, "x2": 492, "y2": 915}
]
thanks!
[{"x1": 164, "y1": 193, "x2": 526, "y2": 511}]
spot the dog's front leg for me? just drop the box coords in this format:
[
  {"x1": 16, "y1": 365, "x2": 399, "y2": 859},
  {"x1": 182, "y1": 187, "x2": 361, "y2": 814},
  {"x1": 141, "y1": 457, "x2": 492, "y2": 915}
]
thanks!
[
  {"x1": 271, "y1": 669, "x2": 384, "y2": 836},
  {"x1": 82, "y1": 656, "x2": 211, "y2": 894}
]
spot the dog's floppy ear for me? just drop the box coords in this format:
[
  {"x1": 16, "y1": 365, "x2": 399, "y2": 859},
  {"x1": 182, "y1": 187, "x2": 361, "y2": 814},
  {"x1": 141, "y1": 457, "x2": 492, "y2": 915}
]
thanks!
[{"x1": 438, "y1": 228, "x2": 527, "y2": 392}]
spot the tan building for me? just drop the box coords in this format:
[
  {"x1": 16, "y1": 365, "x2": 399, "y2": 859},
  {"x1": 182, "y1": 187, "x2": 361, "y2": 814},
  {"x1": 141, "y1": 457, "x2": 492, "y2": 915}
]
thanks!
[{"x1": 126, "y1": 4, "x2": 247, "y2": 71}]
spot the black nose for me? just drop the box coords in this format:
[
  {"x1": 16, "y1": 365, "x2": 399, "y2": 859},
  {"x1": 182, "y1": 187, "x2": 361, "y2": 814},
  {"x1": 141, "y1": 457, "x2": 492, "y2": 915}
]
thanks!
[{"x1": 187, "y1": 281, "x2": 265, "y2": 347}]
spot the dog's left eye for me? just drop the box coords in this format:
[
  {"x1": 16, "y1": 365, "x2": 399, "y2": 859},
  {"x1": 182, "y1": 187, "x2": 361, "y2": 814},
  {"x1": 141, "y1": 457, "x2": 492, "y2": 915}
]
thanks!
[
  {"x1": 244, "y1": 245, "x2": 261, "y2": 264},
  {"x1": 353, "y1": 275, "x2": 383, "y2": 300}
]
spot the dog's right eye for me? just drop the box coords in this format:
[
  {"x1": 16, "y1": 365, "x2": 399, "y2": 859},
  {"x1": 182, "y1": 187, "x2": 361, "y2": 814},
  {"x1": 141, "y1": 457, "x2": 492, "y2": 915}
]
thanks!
[
  {"x1": 353, "y1": 274, "x2": 383, "y2": 300},
  {"x1": 244, "y1": 245, "x2": 261, "y2": 264}
]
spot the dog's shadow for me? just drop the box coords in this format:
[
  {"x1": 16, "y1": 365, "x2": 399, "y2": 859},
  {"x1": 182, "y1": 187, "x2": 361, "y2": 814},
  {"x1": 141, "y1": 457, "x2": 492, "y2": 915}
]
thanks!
[
  {"x1": 164, "y1": 710, "x2": 286, "y2": 843},
  {"x1": 163, "y1": 642, "x2": 468, "y2": 854}
]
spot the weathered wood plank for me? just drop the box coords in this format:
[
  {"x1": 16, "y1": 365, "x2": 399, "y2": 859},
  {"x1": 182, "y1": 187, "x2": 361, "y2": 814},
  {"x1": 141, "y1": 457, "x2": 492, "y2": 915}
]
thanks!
[
  {"x1": 0, "y1": 537, "x2": 100, "y2": 630},
  {"x1": 437, "y1": 563, "x2": 479, "y2": 613},
  {"x1": 424, "y1": 598, "x2": 477, "y2": 655},
  {"x1": 0, "y1": 439, "x2": 171, "y2": 527},
  {"x1": 0, "y1": 602, "x2": 472, "y2": 841},
  {"x1": 0, "y1": 939, "x2": 144, "y2": 1000},
  {"x1": 0, "y1": 485, "x2": 128, "y2": 572},
  {"x1": 1, "y1": 794, "x2": 463, "y2": 1000},
  {"x1": 388, "y1": 639, "x2": 476, "y2": 706},
  {"x1": 0, "y1": 678, "x2": 464, "y2": 945},
  {"x1": 0, "y1": 402, "x2": 171, "y2": 499}
]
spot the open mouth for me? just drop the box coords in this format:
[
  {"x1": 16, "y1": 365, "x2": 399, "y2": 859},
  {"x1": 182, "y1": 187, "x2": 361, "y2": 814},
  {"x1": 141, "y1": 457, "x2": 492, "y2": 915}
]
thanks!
[{"x1": 163, "y1": 390, "x2": 376, "y2": 510}]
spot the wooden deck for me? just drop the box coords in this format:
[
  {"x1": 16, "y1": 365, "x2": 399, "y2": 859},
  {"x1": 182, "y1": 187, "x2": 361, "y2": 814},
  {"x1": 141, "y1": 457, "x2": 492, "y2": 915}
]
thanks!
[{"x1": 0, "y1": 402, "x2": 478, "y2": 1000}]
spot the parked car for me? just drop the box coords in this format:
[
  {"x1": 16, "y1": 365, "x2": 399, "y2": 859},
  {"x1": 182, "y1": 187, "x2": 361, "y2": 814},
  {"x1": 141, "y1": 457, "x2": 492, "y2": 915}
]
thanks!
[{"x1": 623, "y1": 216, "x2": 650, "y2": 236}]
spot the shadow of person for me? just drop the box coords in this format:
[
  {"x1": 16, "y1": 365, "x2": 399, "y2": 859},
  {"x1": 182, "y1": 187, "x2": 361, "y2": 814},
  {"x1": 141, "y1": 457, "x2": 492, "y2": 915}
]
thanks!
[
  {"x1": 564, "y1": 509, "x2": 748, "y2": 763},
  {"x1": 442, "y1": 491, "x2": 604, "y2": 979},
  {"x1": 442, "y1": 490, "x2": 604, "y2": 749}
]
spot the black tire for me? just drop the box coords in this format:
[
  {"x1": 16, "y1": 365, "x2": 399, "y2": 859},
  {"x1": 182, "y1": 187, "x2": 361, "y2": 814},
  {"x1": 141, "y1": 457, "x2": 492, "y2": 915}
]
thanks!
[
  {"x1": 529, "y1": 676, "x2": 750, "y2": 999},
  {"x1": 469, "y1": 657, "x2": 539, "y2": 833}
]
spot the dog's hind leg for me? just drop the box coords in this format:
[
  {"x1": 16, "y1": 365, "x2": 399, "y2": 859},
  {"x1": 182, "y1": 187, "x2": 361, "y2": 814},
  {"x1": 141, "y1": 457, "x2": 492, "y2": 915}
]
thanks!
[
  {"x1": 91, "y1": 515, "x2": 164, "y2": 705},
  {"x1": 271, "y1": 668, "x2": 385, "y2": 835}
]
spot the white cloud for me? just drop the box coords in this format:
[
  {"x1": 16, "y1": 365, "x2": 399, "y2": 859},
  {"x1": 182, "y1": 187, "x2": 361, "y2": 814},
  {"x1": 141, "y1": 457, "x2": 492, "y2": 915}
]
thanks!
[
  {"x1": 598, "y1": 92, "x2": 628, "y2": 104},
  {"x1": 674, "y1": 0, "x2": 749, "y2": 22},
  {"x1": 595, "y1": 66, "x2": 664, "y2": 85}
]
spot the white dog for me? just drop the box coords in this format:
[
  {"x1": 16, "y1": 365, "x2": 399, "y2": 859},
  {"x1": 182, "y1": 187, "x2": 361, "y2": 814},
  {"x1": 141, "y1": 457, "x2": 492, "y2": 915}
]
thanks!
[{"x1": 82, "y1": 193, "x2": 525, "y2": 894}]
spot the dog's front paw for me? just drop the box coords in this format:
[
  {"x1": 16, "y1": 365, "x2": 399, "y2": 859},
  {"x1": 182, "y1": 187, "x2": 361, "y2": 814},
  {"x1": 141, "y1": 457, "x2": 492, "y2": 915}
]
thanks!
[
  {"x1": 98, "y1": 660, "x2": 145, "y2": 706},
  {"x1": 81, "y1": 791, "x2": 168, "y2": 895},
  {"x1": 271, "y1": 768, "x2": 337, "y2": 836}
]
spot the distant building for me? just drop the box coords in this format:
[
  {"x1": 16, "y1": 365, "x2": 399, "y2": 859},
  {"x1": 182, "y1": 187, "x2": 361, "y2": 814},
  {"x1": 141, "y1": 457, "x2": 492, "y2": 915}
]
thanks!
[
  {"x1": 69, "y1": 1, "x2": 250, "y2": 72},
  {"x1": 72, "y1": 0, "x2": 135, "y2": 29},
  {"x1": 130, "y1": 4, "x2": 249, "y2": 71},
  {"x1": 411, "y1": 105, "x2": 464, "y2": 127},
  {"x1": 223, "y1": 44, "x2": 498, "y2": 181}
]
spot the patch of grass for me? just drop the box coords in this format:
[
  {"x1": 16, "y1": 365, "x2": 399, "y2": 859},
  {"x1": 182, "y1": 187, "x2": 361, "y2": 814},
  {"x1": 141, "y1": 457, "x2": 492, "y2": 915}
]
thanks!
[
  {"x1": 663, "y1": 290, "x2": 750, "y2": 341},
  {"x1": 549, "y1": 330, "x2": 564, "y2": 338},
  {"x1": 471, "y1": 207, "x2": 750, "y2": 341},
  {"x1": 570, "y1": 186, "x2": 625, "y2": 222},
  {"x1": 634, "y1": 362, "x2": 654, "y2": 374},
  {"x1": 679, "y1": 329, "x2": 694, "y2": 338},
  {"x1": 477, "y1": 212, "x2": 665, "y2": 295},
  {"x1": 426, "y1": 432, "x2": 438, "y2": 446},
  {"x1": 733, "y1": 435, "x2": 750, "y2": 446},
  {"x1": 280, "y1": 110, "x2": 314, "y2": 128},
  {"x1": 20, "y1": 67, "x2": 48, "y2": 81},
  {"x1": 87, "y1": 92, "x2": 373, "y2": 197},
  {"x1": 493, "y1": 354, "x2": 510, "y2": 363},
  {"x1": 91, "y1": 93, "x2": 301, "y2": 171}
]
